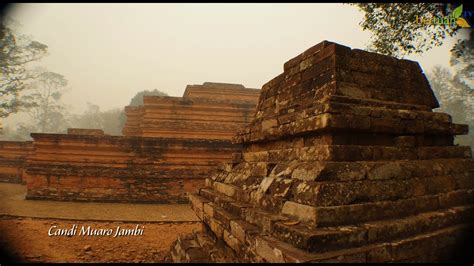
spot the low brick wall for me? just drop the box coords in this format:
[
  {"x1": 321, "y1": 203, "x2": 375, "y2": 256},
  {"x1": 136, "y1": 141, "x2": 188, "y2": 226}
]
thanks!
[
  {"x1": 0, "y1": 141, "x2": 33, "y2": 183},
  {"x1": 24, "y1": 133, "x2": 240, "y2": 203}
]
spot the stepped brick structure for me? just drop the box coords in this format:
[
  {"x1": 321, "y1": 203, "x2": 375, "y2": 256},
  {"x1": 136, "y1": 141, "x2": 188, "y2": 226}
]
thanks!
[
  {"x1": 24, "y1": 128, "x2": 237, "y2": 203},
  {"x1": 168, "y1": 41, "x2": 474, "y2": 262},
  {"x1": 0, "y1": 141, "x2": 33, "y2": 183},
  {"x1": 122, "y1": 82, "x2": 260, "y2": 140}
]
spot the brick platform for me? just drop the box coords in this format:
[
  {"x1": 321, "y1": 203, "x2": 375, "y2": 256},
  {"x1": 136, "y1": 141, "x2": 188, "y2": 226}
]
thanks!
[
  {"x1": 168, "y1": 41, "x2": 474, "y2": 262},
  {"x1": 24, "y1": 131, "x2": 238, "y2": 203}
]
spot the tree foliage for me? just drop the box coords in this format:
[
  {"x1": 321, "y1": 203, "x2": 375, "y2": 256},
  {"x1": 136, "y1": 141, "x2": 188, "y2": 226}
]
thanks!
[
  {"x1": 0, "y1": 17, "x2": 48, "y2": 117},
  {"x1": 350, "y1": 3, "x2": 468, "y2": 58},
  {"x1": 68, "y1": 103, "x2": 126, "y2": 136},
  {"x1": 450, "y1": 30, "x2": 474, "y2": 90},
  {"x1": 26, "y1": 71, "x2": 69, "y2": 133}
]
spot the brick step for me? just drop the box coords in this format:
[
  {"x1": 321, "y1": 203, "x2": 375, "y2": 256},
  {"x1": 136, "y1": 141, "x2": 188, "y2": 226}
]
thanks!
[
  {"x1": 201, "y1": 201, "x2": 472, "y2": 262},
  {"x1": 206, "y1": 174, "x2": 474, "y2": 223},
  {"x1": 239, "y1": 145, "x2": 471, "y2": 162},
  {"x1": 254, "y1": 223, "x2": 472, "y2": 263},
  {"x1": 274, "y1": 204, "x2": 474, "y2": 253},
  {"x1": 196, "y1": 181, "x2": 474, "y2": 227},
  {"x1": 282, "y1": 189, "x2": 474, "y2": 227},
  {"x1": 218, "y1": 158, "x2": 474, "y2": 184},
  {"x1": 280, "y1": 158, "x2": 474, "y2": 182},
  {"x1": 290, "y1": 175, "x2": 474, "y2": 207},
  {"x1": 272, "y1": 103, "x2": 456, "y2": 133},
  {"x1": 190, "y1": 189, "x2": 291, "y2": 240},
  {"x1": 323, "y1": 100, "x2": 452, "y2": 122},
  {"x1": 191, "y1": 189, "x2": 294, "y2": 257},
  {"x1": 235, "y1": 113, "x2": 468, "y2": 144},
  {"x1": 194, "y1": 188, "x2": 244, "y2": 216},
  {"x1": 327, "y1": 94, "x2": 432, "y2": 111},
  {"x1": 192, "y1": 187, "x2": 474, "y2": 255}
]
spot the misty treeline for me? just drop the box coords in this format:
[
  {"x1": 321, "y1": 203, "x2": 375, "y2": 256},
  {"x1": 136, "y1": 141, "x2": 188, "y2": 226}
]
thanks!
[
  {"x1": 0, "y1": 17, "x2": 168, "y2": 140},
  {"x1": 428, "y1": 66, "x2": 474, "y2": 148}
]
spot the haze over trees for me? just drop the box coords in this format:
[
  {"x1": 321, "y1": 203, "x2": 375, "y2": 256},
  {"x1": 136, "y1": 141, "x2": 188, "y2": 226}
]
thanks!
[
  {"x1": 428, "y1": 66, "x2": 474, "y2": 148},
  {"x1": 27, "y1": 72, "x2": 69, "y2": 133},
  {"x1": 1, "y1": 88, "x2": 169, "y2": 140},
  {"x1": 68, "y1": 103, "x2": 125, "y2": 136},
  {"x1": 0, "y1": 17, "x2": 48, "y2": 118},
  {"x1": 1, "y1": 16, "x2": 170, "y2": 140},
  {"x1": 1, "y1": 87, "x2": 169, "y2": 140}
]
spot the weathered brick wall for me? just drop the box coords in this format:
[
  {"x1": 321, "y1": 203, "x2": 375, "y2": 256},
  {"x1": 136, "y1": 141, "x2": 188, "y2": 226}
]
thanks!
[
  {"x1": 24, "y1": 132, "x2": 239, "y2": 203},
  {"x1": 122, "y1": 82, "x2": 260, "y2": 140},
  {"x1": 0, "y1": 141, "x2": 33, "y2": 183},
  {"x1": 169, "y1": 41, "x2": 474, "y2": 263}
]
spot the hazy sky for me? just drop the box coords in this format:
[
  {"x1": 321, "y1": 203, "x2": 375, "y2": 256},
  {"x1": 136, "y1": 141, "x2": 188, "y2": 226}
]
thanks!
[{"x1": 4, "y1": 3, "x2": 458, "y2": 126}]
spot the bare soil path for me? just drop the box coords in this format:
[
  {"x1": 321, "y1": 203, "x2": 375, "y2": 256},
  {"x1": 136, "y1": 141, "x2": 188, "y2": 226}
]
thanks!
[
  {"x1": 0, "y1": 183, "x2": 198, "y2": 222},
  {"x1": 0, "y1": 216, "x2": 200, "y2": 262},
  {"x1": 0, "y1": 183, "x2": 201, "y2": 262}
]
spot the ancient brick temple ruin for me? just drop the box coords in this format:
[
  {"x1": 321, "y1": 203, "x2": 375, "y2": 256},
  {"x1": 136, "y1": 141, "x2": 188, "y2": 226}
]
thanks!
[
  {"x1": 0, "y1": 141, "x2": 33, "y2": 183},
  {"x1": 169, "y1": 41, "x2": 474, "y2": 262},
  {"x1": 122, "y1": 82, "x2": 259, "y2": 139},
  {"x1": 23, "y1": 83, "x2": 259, "y2": 203}
]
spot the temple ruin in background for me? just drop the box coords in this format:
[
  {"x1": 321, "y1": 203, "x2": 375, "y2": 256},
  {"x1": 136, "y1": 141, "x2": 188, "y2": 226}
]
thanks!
[
  {"x1": 21, "y1": 83, "x2": 259, "y2": 203},
  {"x1": 169, "y1": 41, "x2": 474, "y2": 262},
  {"x1": 122, "y1": 82, "x2": 259, "y2": 140}
]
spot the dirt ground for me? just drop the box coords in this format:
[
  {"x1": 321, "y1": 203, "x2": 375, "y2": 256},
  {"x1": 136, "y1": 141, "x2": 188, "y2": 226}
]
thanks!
[
  {"x1": 0, "y1": 216, "x2": 201, "y2": 263},
  {"x1": 0, "y1": 183, "x2": 199, "y2": 222}
]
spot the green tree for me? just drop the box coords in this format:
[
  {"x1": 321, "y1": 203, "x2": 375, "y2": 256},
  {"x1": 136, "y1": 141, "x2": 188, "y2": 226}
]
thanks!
[
  {"x1": 26, "y1": 71, "x2": 69, "y2": 133},
  {"x1": 0, "y1": 17, "x2": 48, "y2": 118},
  {"x1": 351, "y1": 4, "x2": 473, "y2": 90},
  {"x1": 101, "y1": 108, "x2": 126, "y2": 135},
  {"x1": 450, "y1": 30, "x2": 474, "y2": 93},
  {"x1": 129, "y1": 89, "x2": 168, "y2": 106},
  {"x1": 68, "y1": 102, "x2": 125, "y2": 135},
  {"x1": 350, "y1": 3, "x2": 466, "y2": 57}
]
